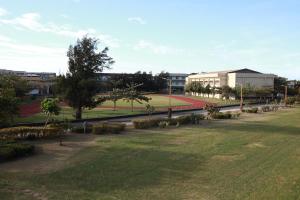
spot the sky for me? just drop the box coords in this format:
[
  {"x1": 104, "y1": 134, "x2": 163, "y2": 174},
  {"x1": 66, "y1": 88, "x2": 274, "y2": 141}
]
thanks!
[{"x1": 0, "y1": 0, "x2": 299, "y2": 79}]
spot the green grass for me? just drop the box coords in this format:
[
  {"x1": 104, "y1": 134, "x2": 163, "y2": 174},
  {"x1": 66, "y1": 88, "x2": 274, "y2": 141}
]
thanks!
[
  {"x1": 188, "y1": 95, "x2": 241, "y2": 105},
  {"x1": 16, "y1": 95, "x2": 190, "y2": 124},
  {"x1": 101, "y1": 95, "x2": 191, "y2": 107},
  {"x1": 15, "y1": 107, "x2": 144, "y2": 123},
  {"x1": 3, "y1": 108, "x2": 300, "y2": 199}
]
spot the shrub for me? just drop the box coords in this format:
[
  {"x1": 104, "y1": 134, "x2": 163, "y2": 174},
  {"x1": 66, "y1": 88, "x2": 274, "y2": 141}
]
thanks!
[
  {"x1": 133, "y1": 118, "x2": 163, "y2": 129},
  {"x1": 71, "y1": 125, "x2": 93, "y2": 134},
  {"x1": 242, "y1": 107, "x2": 258, "y2": 113},
  {"x1": 204, "y1": 104, "x2": 220, "y2": 116},
  {"x1": 261, "y1": 106, "x2": 271, "y2": 112},
  {"x1": 175, "y1": 115, "x2": 192, "y2": 125},
  {"x1": 231, "y1": 112, "x2": 241, "y2": 118},
  {"x1": 0, "y1": 126, "x2": 63, "y2": 140},
  {"x1": 0, "y1": 140, "x2": 34, "y2": 162},
  {"x1": 92, "y1": 123, "x2": 125, "y2": 134},
  {"x1": 286, "y1": 97, "x2": 296, "y2": 105},
  {"x1": 158, "y1": 121, "x2": 168, "y2": 128},
  {"x1": 211, "y1": 112, "x2": 232, "y2": 119},
  {"x1": 191, "y1": 114, "x2": 205, "y2": 124}
]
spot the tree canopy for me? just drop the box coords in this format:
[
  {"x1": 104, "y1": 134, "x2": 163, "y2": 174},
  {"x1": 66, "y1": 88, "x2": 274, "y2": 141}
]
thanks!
[{"x1": 56, "y1": 36, "x2": 114, "y2": 119}]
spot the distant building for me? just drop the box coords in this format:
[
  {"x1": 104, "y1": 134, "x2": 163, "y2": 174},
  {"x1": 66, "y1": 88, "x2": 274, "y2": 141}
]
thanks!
[
  {"x1": 0, "y1": 69, "x2": 56, "y2": 95},
  {"x1": 287, "y1": 80, "x2": 298, "y2": 89},
  {"x1": 168, "y1": 73, "x2": 189, "y2": 94},
  {"x1": 186, "y1": 68, "x2": 275, "y2": 98}
]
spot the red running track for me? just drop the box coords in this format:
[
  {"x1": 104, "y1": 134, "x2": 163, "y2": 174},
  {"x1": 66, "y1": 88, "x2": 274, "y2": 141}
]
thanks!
[
  {"x1": 19, "y1": 96, "x2": 211, "y2": 117},
  {"x1": 19, "y1": 101, "x2": 41, "y2": 117}
]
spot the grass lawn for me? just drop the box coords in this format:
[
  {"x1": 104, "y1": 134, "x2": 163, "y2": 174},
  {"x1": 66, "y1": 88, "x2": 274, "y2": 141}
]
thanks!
[
  {"x1": 16, "y1": 95, "x2": 190, "y2": 124},
  {"x1": 101, "y1": 95, "x2": 191, "y2": 108},
  {"x1": 188, "y1": 95, "x2": 241, "y2": 105},
  {"x1": 2, "y1": 107, "x2": 300, "y2": 199},
  {"x1": 15, "y1": 107, "x2": 144, "y2": 123}
]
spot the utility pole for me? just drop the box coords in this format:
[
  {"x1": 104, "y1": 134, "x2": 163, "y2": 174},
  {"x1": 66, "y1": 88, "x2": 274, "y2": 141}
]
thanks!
[
  {"x1": 240, "y1": 84, "x2": 243, "y2": 111},
  {"x1": 168, "y1": 79, "x2": 172, "y2": 108},
  {"x1": 284, "y1": 85, "x2": 288, "y2": 106}
]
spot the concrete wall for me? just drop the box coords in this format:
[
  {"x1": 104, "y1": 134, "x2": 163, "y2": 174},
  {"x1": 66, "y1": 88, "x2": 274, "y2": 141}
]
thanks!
[{"x1": 229, "y1": 73, "x2": 274, "y2": 89}]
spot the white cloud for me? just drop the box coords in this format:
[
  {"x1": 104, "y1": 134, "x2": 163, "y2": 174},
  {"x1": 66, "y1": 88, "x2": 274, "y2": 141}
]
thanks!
[
  {"x1": 0, "y1": 7, "x2": 8, "y2": 16},
  {"x1": 0, "y1": 12, "x2": 120, "y2": 48},
  {"x1": 128, "y1": 17, "x2": 147, "y2": 25},
  {"x1": 0, "y1": 34, "x2": 12, "y2": 42},
  {"x1": 134, "y1": 40, "x2": 185, "y2": 55},
  {"x1": 0, "y1": 39, "x2": 67, "y2": 73}
]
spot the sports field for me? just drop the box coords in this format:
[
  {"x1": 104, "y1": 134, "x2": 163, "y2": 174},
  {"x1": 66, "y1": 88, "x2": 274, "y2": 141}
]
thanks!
[
  {"x1": 16, "y1": 95, "x2": 200, "y2": 124},
  {"x1": 1, "y1": 107, "x2": 300, "y2": 199}
]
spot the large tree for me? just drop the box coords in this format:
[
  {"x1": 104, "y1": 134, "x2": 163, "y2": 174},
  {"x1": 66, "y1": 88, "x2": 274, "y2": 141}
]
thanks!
[
  {"x1": 56, "y1": 36, "x2": 114, "y2": 119},
  {"x1": 0, "y1": 75, "x2": 20, "y2": 127}
]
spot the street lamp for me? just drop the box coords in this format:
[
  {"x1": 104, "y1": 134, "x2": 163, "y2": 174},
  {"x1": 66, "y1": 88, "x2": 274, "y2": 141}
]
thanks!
[
  {"x1": 239, "y1": 84, "x2": 243, "y2": 111},
  {"x1": 280, "y1": 85, "x2": 288, "y2": 106}
]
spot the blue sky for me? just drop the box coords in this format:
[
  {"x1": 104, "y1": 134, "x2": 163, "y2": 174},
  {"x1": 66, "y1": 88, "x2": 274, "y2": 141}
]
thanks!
[{"x1": 0, "y1": 0, "x2": 299, "y2": 79}]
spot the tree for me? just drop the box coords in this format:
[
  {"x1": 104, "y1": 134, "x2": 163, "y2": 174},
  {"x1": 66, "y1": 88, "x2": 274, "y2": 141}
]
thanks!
[
  {"x1": 274, "y1": 76, "x2": 287, "y2": 95},
  {"x1": 41, "y1": 98, "x2": 61, "y2": 127},
  {"x1": 0, "y1": 75, "x2": 21, "y2": 127},
  {"x1": 123, "y1": 83, "x2": 151, "y2": 112},
  {"x1": 205, "y1": 84, "x2": 211, "y2": 98},
  {"x1": 108, "y1": 88, "x2": 124, "y2": 111},
  {"x1": 196, "y1": 82, "x2": 204, "y2": 96},
  {"x1": 56, "y1": 36, "x2": 114, "y2": 119},
  {"x1": 0, "y1": 88, "x2": 19, "y2": 127},
  {"x1": 145, "y1": 104, "x2": 155, "y2": 118},
  {"x1": 220, "y1": 85, "x2": 233, "y2": 100}
]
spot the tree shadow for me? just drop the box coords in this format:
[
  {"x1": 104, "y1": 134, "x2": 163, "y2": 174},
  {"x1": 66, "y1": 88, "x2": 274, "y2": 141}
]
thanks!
[
  {"x1": 33, "y1": 145, "x2": 206, "y2": 195},
  {"x1": 206, "y1": 120, "x2": 300, "y2": 136}
]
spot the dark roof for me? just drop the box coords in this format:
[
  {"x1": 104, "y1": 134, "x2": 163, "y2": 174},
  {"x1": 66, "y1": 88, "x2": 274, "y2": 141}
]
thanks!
[{"x1": 228, "y1": 68, "x2": 262, "y2": 74}]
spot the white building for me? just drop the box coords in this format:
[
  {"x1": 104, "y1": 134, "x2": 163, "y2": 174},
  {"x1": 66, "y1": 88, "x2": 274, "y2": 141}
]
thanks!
[{"x1": 186, "y1": 68, "x2": 275, "y2": 98}]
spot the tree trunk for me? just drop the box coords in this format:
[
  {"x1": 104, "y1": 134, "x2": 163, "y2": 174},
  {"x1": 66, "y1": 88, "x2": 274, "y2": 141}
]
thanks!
[
  {"x1": 113, "y1": 101, "x2": 116, "y2": 111},
  {"x1": 75, "y1": 107, "x2": 82, "y2": 120},
  {"x1": 131, "y1": 100, "x2": 134, "y2": 112}
]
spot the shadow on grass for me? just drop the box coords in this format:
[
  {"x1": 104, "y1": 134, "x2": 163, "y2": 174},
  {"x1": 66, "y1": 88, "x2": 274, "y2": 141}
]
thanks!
[
  {"x1": 32, "y1": 145, "x2": 205, "y2": 195},
  {"x1": 207, "y1": 121, "x2": 300, "y2": 136}
]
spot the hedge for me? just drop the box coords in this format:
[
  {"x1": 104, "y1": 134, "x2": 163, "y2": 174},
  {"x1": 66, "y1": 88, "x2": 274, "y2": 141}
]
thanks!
[
  {"x1": 93, "y1": 123, "x2": 126, "y2": 134},
  {"x1": 71, "y1": 125, "x2": 93, "y2": 134},
  {"x1": 0, "y1": 126, "x2": 63, "y2": 140},
  {"x1": 242, "y1": 107, "x2": 259, "y2": 113},
  {"x1": 0, "y1": 140, "x2": 34, "y2": 162},
  {"x1": 133, "y1": 114, "x2": 206, "y2": 129},
  {"x1": 211, "y1": 112, "x2": 232, "y2": 119},
  {"x1": 133, "y1": 118, "x2": 163, "y2": 129}
]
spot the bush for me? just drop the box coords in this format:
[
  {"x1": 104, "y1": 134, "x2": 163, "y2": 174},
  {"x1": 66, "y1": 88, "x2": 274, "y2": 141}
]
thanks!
[
  {"x1": 92, "y1": 123, "x2": 125, "y2": 134},
  {"x1": 242, "y1": 107, "x2": 258, "y2": 113},
  {"x1": 261, "y1": 106, "x2": 271, "y2": 112},
  {"x1": 211, "y1": 112, "x2": 232, "y2": 119},
  {"x1": 204, "y1": 104, "x2": 220, "y2": 116},
  {"x1": 158, "y1": 121, "x2": 168, "y2": 128},
  {"x1": 71, "y1": 125, "x2": 93, "y2": 134},
  {"x1": 286, "y1": 97, "x2": 297, "y2": 105},
  {"x1": 175, "y1": 115, "x2": 192, "y2": 125},
  {"x1": 0, "y1": 140, "x2": 34, "y2": 162},
  {"x1": 133, "y1": 118, "x2": 163, "y2": 129},
  {"x1": 0, "y1": 126, "x2": 63, "y2": 140}
]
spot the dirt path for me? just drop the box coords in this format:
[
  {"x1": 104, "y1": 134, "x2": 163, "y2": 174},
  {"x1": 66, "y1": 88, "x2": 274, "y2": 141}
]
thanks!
[{"x1": 0, "y1": 133, "x2": 99, "y2": 173}]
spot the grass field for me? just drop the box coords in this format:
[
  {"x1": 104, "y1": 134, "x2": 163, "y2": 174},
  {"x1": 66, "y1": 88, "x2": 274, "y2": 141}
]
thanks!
[
  {"x1": 1, "y1": 107, "x2": 300, "y2": 199},
  {"x1": 15, "y1": 107, "x2": 144, "y2": 123},
  {"x1": 16, "y1": 95, "x2": 191, "y2": 124},
  {"x1": 101, "y1": 95, "x2": 191, "y2": 108},
  {"x1": 188, "y1": 95, "x2": 241, "y2": 105}
]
